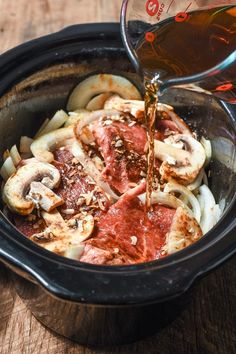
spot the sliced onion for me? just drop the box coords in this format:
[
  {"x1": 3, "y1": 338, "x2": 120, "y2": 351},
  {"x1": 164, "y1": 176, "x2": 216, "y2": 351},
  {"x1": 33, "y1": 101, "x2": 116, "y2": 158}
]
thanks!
[
  {"x1": 30, "y1": 127, "x2": 74, "y2": 163},
  {"x1": 197, "y1": 184, "x2": 221, "y2": 234},
  {"x1": 187, "y1": 169, "x2": 204, "y2": 191},
  {"x1": 138, "y1": 191, "x2": 192, "y2": 214},
  {"x1": 86, "y1": 93, "x2": 113, "y2": 111},
  {"x1": 34, "y1": 118, "x2": 50, "y2": 138},
  {"x1": 10, "y1": 145, "x2": 21, "y2": 166},
  {"x1": 72, "y1": 141, "x2": 119, "y2": 200},
  {"x1": 20, "y1": 136, "x2": 34, "y2": 154},
  {"x1": 92, "y1": 156, "x2": 104, "y2": 171},
  {"x1": 179, "y1": 194, "x2": 189, "y2": 205},
  {"x1": 64, "y1": 109, "x2": 90, "y2": 127},
  {"x1": 203, "y1": 171, "x2": 209, "y2": 186},
  {"x1": 219, "y1": 198, "x2": 226, "y2": 214},
  {"x1": 0, "y1": 156, "x2": 16, "y2": 181},
  {"x1": 75, "y1": 109, "x2": 120, "y2": 136},
  {"x1": 38, "y1": 110, "x2": 68, "y2": 136},
  {"x1": 67, "y1": 74, "x2": 142, "y2": 111},
  {"x1": 197, "y1": 194, "x2": 205, "y2": 213},
  {"x1": 164, "y1": 181, "x2": 201, "y2": 223},
  {"x1": 201, "y1": 137, "x2": 212, "y2": 166},
  {"x1": 3, "y1": 149, "x2": 10, "y2": 161}
]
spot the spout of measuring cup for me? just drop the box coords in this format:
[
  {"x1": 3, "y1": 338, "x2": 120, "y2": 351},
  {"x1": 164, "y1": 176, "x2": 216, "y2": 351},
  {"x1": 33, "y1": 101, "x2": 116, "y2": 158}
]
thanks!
[{"x1": 159, "y1": 51, "x2": 236, "y2": 102}]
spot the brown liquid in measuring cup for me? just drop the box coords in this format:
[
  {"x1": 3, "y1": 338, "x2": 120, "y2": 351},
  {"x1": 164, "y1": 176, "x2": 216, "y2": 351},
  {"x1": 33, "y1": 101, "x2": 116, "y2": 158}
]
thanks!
[{"x1": 142, "y1": 6, "x2": 236, "y2": 209}]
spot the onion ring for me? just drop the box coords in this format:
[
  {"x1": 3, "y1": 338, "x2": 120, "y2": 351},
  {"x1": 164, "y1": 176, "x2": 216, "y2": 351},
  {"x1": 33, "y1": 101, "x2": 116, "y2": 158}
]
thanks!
[{"x1": 71, "y1": 140, "x2": 119, "y2": 200}]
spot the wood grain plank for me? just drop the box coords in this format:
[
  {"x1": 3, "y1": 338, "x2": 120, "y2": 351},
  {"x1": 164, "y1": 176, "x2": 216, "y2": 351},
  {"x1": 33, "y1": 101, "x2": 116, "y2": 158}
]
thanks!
[
  {"x1": 1, "y1": 259, "x2": 236, "y2": 353},
  {"x1": 0, "y1": 0, "x2": 122, "y2": 53}
]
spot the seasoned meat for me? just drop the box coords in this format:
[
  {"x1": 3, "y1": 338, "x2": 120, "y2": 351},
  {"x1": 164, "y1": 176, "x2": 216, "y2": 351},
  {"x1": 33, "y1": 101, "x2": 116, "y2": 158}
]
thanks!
[
  {"x1": 81, "y1": 191, "x2": 176, "y2": 265},
  {"x1": 92, "y1": 120, "x2": 147, "y2": 193}
]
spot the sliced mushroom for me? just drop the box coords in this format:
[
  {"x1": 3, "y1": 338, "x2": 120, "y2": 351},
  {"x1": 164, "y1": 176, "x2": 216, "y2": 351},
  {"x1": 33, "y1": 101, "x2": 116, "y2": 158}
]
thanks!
[
  {"x1": 18, "y1": 157, "x2": 40, "y2": 167},
  {"x1": 103, "y1": 95, "x2": 191, "y2": 135},
  {"x1": 28, "y1": 181, "x2": 64, "y2": 212},
  {"x1": 64, "y1": 245, "x2": 85, "y2": 260},
  {"x1": 30, "y1": 127, "x2": 74, "y2": 163},
  {"x1": 3, "y1": 161, "x2": 61, "y2": 215},
  {"x1": 155, "y1": 134, "x2": 206, "y2": 184},
  {"x1": 158, "y1": 105, "x2": 192, "y2": 136},
  {"x1": 67, "y1": 74, "x2": 142, "y2": 111},
  {"x1": 162, "y1": 207, "x2": 203, "y2": 255},
  {"x1": 104, "y1": 95, "x2": 145, "y2": 119},
  {"x1": 33, "y1": 210, "x2": 94, "y2": 256}
]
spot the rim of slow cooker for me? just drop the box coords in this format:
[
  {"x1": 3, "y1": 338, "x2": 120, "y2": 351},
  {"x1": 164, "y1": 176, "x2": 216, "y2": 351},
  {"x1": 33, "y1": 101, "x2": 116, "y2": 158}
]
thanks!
[{"x1": 0, "y1": 23, "x2": 235, "y2": 306}]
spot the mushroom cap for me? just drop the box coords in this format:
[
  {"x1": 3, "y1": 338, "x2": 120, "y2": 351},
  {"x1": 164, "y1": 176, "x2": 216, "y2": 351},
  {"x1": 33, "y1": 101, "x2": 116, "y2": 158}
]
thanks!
[
  {"x1": 33, "y1": 210, "x2": 95, "y2": 256},
  {"x1": 3, "y1": 161, "x2": 61, "y2": 215},
  {"x1": 155, "y1": 134, "x2": 206, "y2": 184}
]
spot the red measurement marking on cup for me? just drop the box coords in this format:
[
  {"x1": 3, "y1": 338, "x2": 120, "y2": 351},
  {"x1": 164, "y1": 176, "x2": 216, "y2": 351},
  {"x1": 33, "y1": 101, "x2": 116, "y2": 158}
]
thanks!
[
  {"x1": 175, "y1": 2, "x2": 191, "y2": 22},
  {"x1": 167, "y1": 0, "x2": 175, "y2": 13},
  {"x1": 145, "y1": 32, "x2": 156, "y2": 42},
  {"x1": 216, "y1": 82, "x2": 233, "y2": 91},
  {"x1": 146, "y1": 0, "x2": 159, "y2": 16},
  {"x1": 185, "y1": 2, "x2": 192, "y2": 12},
  {"x1": 175, "y1": 12, "x2": 189, "y2": 22}
]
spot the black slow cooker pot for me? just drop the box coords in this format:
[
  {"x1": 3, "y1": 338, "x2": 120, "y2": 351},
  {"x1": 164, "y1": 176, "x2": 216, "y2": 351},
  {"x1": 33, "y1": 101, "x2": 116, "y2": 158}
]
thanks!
[{"x1": 0, "y1": 23, "x2": 235, "y2": 347}]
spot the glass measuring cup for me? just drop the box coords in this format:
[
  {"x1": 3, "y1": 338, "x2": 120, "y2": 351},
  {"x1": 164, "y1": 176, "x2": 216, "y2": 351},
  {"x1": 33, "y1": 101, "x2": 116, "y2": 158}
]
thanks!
[{"x1": 121, "y1": 0, "x2": 236, "y2": 102}]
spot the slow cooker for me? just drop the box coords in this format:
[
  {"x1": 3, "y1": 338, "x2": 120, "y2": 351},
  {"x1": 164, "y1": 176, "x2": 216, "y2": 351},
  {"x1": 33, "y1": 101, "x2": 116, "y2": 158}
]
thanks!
[{"x1": 0, "y1": 23, "x2": 235, "y2": 346}]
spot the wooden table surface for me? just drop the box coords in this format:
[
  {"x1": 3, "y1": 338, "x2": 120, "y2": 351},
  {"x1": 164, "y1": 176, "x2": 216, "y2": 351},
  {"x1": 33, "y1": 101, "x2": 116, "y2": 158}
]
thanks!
[{"x1": 0, "y1": 1, "x2": 236, "y2": 353}]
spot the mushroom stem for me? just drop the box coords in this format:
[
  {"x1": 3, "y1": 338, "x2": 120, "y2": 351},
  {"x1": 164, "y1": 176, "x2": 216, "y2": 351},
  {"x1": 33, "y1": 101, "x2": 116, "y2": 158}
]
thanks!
[
  {"x1": 28, "y1": 182, "x2": 64, "y2": 212},
  {"x1": 35, "y1": 210, "x2": 94, "y2": 255},
  {"x1": 3, "y1": 161, "x2": 61, "y2": 215},
  {"x1": 155, "y1": 134, "x2": 206, "y2": 184}
]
